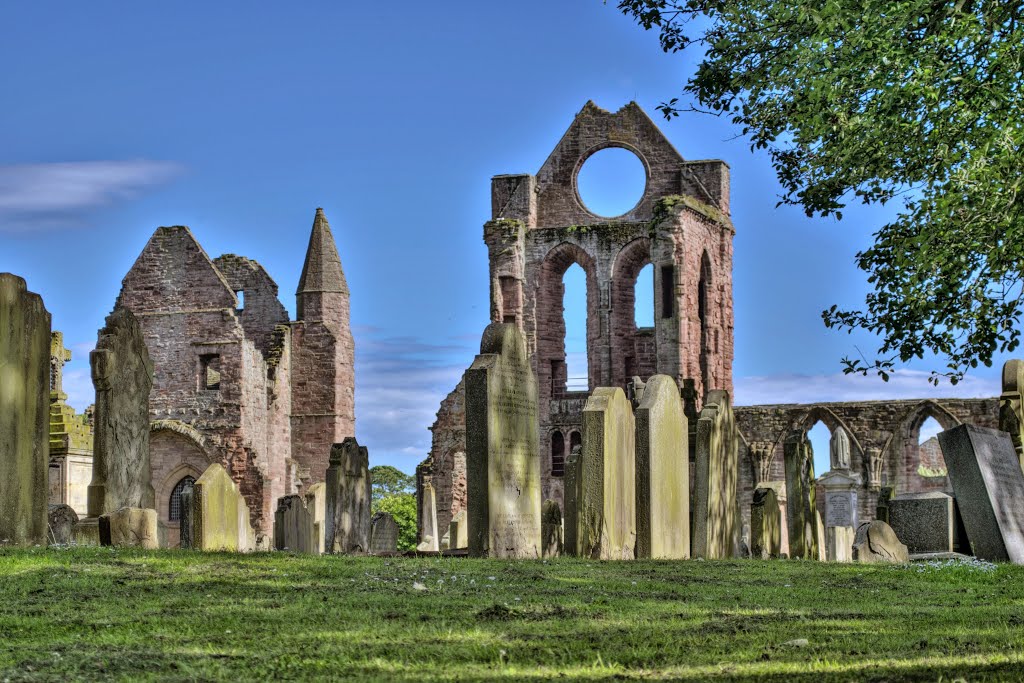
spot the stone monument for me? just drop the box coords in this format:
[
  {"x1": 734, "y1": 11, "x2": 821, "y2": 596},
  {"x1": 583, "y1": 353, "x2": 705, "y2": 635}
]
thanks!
[
  {"x1": 635, "y1": 375, "x2": 689, "y2": 559},
  {"x1": 830, "y1": 426, "x2": 851, "y2": 471},
  {"x1": 889, "y1": 492, "x2": 959, "y2": 554},
  {"x1": 998, "y1": 359, "x2": 1024, "y2": 472},
  {"x1": 750, "y1": 486, "x2": 781, "y2": 559},
  {"x1": 369, "y1": 511, "x2": 399, "y2": 554},
  {"x1": 304, "y1": 482, "x2": 326, "y2": 554},
  {"x1": 783, "y1": 430, "x2": 819, "y2": 559},
  {"x1": 465, "y1": 323, "x2": 541, "y2": 559},
  {"x1": 692, "y1": 390, "x2": 738, "y2": 559},
  {"x1": 541, "y1": 499, "x2": 562, "y2": 558},
  {"x1": 448, "y1": 509, "x2": 468, "y2": 550},
  {"x1": 274, "y1": 494, "x2": 317, "y2": 554},
  {"x1": 417, "y1": 482, "x2": 439, "y2": 552},
  {"x1": 180, "y1": 463, "x2": 255, "y2": 552},
  {"x1": 563, "y1": 445, "x2": 581, "y2": 556},
  {"x1": 819, "y1": 469, "x2": 859, "y2": 562},
  {"x1": 325, "y1": 437, "x2": 372, "y2": 554}
]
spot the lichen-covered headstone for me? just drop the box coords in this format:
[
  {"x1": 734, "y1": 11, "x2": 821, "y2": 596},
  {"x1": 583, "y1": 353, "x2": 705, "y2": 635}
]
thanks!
[
  {"x1": 47, "y1": 504, "x2": 78, "y2": 546},
  {"x1": 938, "y1": 424, "x2": 1024, "y2": 563},
  {"x1": 853, "y1": 520, "x2": 909, "y2": 563},
  {"x1": 99, "y1": 507, "x2": 159, "y2": 549},
  {"x1": 182, "y1": 463, "x2": 254, "y2": 551},
  {"x1": 635, "y1": 375, "x2": 689, "y2": 559},
  {"x1": 325, "y1": 437, "x2": 371, "y2": 554},
  {"x1": 369, "y1": 511, "x2": 399, "y2": 554},
  {"x1": 692, "y1": 390, "x2": 738, "y2": 559},
  {"x1": 783, "y1": 431, "x2": 819, "y2": 559},
  {"x1": 750, "y1": 487, "x2": 781, "y2": 559},
  {"x1": 304, "y1": 482, "x2": 326, "y2": 554},
  {"x1": 465, "y1": 323, "x2": 541, "y2": 559},
  {"x1": 541, "y1": 499, "x2": 562, "y2": 558},
  {"x1": 87, "y1": 307, "x2": 154, "y2": 517},
  {"x1": 579, "y1": 387, "x2": 635, "y2": 560},
  {"x1": 448, "y1": 509, "x2": 468, "y2": 550},
  {"x1": 0, "y1": 274, "x2": 50, "y2": 547},
  {"x1": 417, "y1": 482, "x2": 439, "y2": 552},
  {"x1": 563, "y1": 445, "x2": 581, "y2": 556},
  {"x1": 274, "y1": 494, "x2": 317, "y2": 554}
]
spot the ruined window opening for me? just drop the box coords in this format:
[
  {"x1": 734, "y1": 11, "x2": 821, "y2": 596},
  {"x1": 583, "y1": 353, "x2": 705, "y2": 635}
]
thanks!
[
  {"x1": 660, "y1": 265, "x2": 674, "y2": 319},
  {"x1": 569, "y1": 430, "x2": 581, "y2": 453},
  {"x1": 916, "y1": 416, "x2": 948, "y2": 478},
  {"x1": 551, "y1": 431, "x2": 565, "y2": 477},
  {"x1": 235, "y1": 290, "x2": 245, "y2": 311},
  {"x1": 698, "y1": 253, "x2": 711, "y2": 394},
  {"x1": 199, "y1": 354, "x2": 221, "y2": 391},
  {"x1": 624, "y1": 355, "x2": 636, "y2": 379},
  {"x1": 169, "y1": 475, "x2": 196, "y2": 522},
  {"x1": 563, "y1": 263, "x2": 588, "y2": 391},
  {"x1": 499, "y1": 276, "x2": 519, "y2": 324},
  {"x1": 634, "y1": 263, "x2": 654, "y2": 328},
  {"x1": 806, "y1": 420, "x2": 831, "y2": 480},
  {"x1": 576, "y1": 147, "x2": 647, "y2": 217}
]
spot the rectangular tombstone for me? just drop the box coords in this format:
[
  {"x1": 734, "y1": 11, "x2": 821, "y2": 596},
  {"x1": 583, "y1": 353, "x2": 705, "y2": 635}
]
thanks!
[
  {"x1": 325, "y1": 437, "x2": 372, "y2": 554},
  {"x1": 304, "y1": 482, "x2": 326, "y2": 554},
  {"x1": 635, "y1": 375, "x2": 689, "y2": 559},
  {"x1": 826, "y1": 491, "x2": 856, "y2": 528},
  {"x1": 563, "y1": 446, "x2": 581, "y2": 556},
  {"x1": 783, "y1": 432, "x2": 818, "y2": 559},
  {"x1": 0, "y1": 274, "x2": 51, "y2": 547},
  {"x1": 579, "y1": 387, "x2": 636, "y2": 560},
  {"x1": 938, "y1": 423, "x2": 1024, "y2": 563},
  {"x1": 99, "y1": 507, "x2": 159, "y2": 549},
  {"x1": 448, "y1": 510, "x2": 468, "y2": 550},
  {"x1": 274, "y1": 494, "x2": 317, "y2": 554},
  {"x1": 889, "y1": 492, "x2": 957, "y2": 554},
  {"x1": 815, "y1": 511, "x2": 827, "y2": 561},
  {"x1": 417, "y1": 482, "x2": 439, "y2": 551},
  {"x1": 465, "y1": 323, "x2": 541, "y2": 558},
  {"x1": 750, "y1": 487, "x2": 781, "y2": 559},
  {"x1": 692, "y1": 390, "x2": 738, "y2": 559},
  {"x1": 179, "y1": 484, "x2": 195, "y2": 549},
  {"x1": 541, "y1": 499, "x2": 562, "y2": 558},
  {"x1": 188, "y1": 463, "x2": 253, "y2": 552},
  {"x1": 826, "y1": 525, "x2": 855, "y2": 562},
  {"x1": 369, "y1": 511, "x2": 399, "y2": 554}
]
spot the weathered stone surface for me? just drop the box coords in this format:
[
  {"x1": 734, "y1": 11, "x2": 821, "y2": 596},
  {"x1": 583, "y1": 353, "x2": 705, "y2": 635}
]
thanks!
[
  {"x1": 448, "y1": 510, "x2": 468, "y2": 550},
  {"x1": 820, "y1": 471, "x2": 859, "y2": 529},
  {"x1": 274, "y1": 494, "x2": 317, "y2": 554},
  {"x1": 815, "y1": 511, "x2": 827, "y2": 561},
  {"x1": 999, "y1": 359, "x2": 1024, "y2": 473},
  {"x1": 304, "y1": 482, "x2": 326, "y2": 554},
  {"x1": 876, "y1": 487, "x2": 895, "y2": 525},
  {"x1": 182, "y1": 463, "x2": 254, "y2": 552},
  {"x1": 937, "y1": 424, "x2": 1024, "y2": 563},
  {"x1": 889, "y1": 492, "x2": 957, "y2": 554},
  {"x1": 634, "y1": 375, "x2": 689, "y2": 559},
  {"x1": 853, "y1": 520, "x2": 909, "y2": 563},
  {"x1": 541, "y1": 499, "x2": 562, "y2": 558},
  {"x1": 417, "y1": 482, "x2": 439, "y2": 552},
  {"x1": 48, "y1": 332, "x2": 94, "y2": 516},
  {"x1": 577, "y1": 387, "x2": 635, "y2": 560},
  {"x1": 693, "y1": 390, "x2": 738, "y2": 559},
  {"x1": 783, "y1": 431, "x2": 819, "y2": 559},
  {"x1": 466, "y1": 323, "x2": 541, "y2": 559},
  {"x1": 826, "y1": 526, "x2": 855, "y2": 563},
  {"x1": 88, "y1": 307, "x2": 154, "y2": 517},
  {"x1": 99, "y1": 507, "x2": 159, "y2": 549},
  {"x1": 325, "y1": 437, "x2": 371, "y2": 554},
  {"x1": 0, "y1": 274, "x2": 50, "y2": 547},
  {"x1": 830, "y1": 426, "x2": 851, "y2": 471},
  {"x1": 750, "y1": 487, "x2": 781, "y2": 559},
  {"x1": 47, "y1": 504, "x2": 78, "y2": 545},
  {"x1": 369, "y1": 511, "x2": 399, "y2": 554},
  {"x1": 563, "y1": 445, "x2": 581, "y2": 557}
]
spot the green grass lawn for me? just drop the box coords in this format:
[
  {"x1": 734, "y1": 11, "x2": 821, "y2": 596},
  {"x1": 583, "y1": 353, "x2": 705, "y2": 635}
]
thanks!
[{"x1": 1, "y1": 548, "x2": 1022, "y2": 681}]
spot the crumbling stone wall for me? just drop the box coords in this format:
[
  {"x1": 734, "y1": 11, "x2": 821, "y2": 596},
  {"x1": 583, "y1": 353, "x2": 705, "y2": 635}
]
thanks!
[{"x1": 416, "y1": 379, "x2": 467, "y2": 541}]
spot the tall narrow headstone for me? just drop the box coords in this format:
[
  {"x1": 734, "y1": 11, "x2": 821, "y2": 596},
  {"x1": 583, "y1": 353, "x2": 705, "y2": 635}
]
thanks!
[
  {"x1": 635, "y1": 375, "x2": 689, "y2": 559},
  {"x1": 579, "y1": 387, "x2": 635, "y2": 560},
  {"x1": 369, "y1": 511, "x2": 399, "y2": 554},
  {"x1": 417, "y1": 482, "x2": 439, "y2": 551},
  {"x1": 541, "y1": 499, "x2": 562, "y2": 558},
  {"x1": 938, "y1": 424, "x2": 1024, "y2": 563},
  {"x1": 274, "y1": 494, "x2": 317, "y2": 554},
  {"x1": 465, "y1": 323, "x2": 541, "y2": 558},
  {"x1": 0, "y1": 274, "x2": 50, "y2": 547},
  {"x1": 750, "y1": 487, "x2": 781, "y2": 559},
  {"x1": 304, "y1": 482, "x2": 326, "y2": 554},
  {"x1": 820, "y1": 469, "x2": 858, "y2": 562},
  {"x1": 563, "y1": 445, "x2": 581, "y2": 556},
  {"x1": 325, "y1": 437, "x2": 371, "y2": 554},
  {"x1": 692, "y1": 390, "x2": 738, "y2": 559},
  {"x1": 998, "y1": 359, "x2": 1024, "y2": 473},
  {"x1": 783, "y1": 430, "x2": 819, "y2": 559},
  {"x1": 87, "y1": 307, "x2": 154, "y2": 517},
  {"x1": 448, "y1": 510, "x2": 468, "y2": 550}
]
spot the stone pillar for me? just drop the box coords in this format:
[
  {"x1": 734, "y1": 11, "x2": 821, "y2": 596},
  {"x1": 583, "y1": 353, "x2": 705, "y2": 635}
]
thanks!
[
  {"x1": 325, "y1": 437, "x2": 371, "y2": 554},
  {"x1": 0, "y1": 274, "x2": 51, "y2": 547}
]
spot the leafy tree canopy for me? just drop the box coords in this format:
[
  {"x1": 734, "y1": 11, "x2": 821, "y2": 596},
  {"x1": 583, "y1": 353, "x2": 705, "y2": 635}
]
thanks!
[
  {"x1": 617, "y1": 0, "x2": 1024, "y2": 383},
  {"x1": 370, "y1": 465, "x2": 415, "y2": 502}
]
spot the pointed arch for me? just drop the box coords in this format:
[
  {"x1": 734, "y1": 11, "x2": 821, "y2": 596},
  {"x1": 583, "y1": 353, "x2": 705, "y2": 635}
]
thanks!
[
  {"x1": 610, "y1": 237, "x2": 653, "y2": 388},
  {"x1": 887, "y1": 400, "x2": 960, "y2": 495},
  {"x1": 698, "y1": 250, "x2": 713, "y2": 398}
]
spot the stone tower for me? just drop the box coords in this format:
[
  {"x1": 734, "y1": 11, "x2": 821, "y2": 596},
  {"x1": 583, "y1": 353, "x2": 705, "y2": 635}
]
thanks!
[{"x1": 291, "y1": 208, "x2": 356, "y2": 488}]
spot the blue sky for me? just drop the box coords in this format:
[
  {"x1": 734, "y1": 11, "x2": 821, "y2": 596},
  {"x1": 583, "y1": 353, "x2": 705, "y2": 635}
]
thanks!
[{"x1": 0, "y1": 3, "x2": 1006, "y2": 476}]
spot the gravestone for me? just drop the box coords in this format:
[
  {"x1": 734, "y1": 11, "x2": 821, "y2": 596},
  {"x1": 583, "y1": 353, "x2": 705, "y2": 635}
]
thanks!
[
  {"x1": 750, "y1": 487, "x2": 781, "y2": 559},
  {"x1": 541, "y1": 499, "x2": 562, "y2": 558},
  {"x1": 0, "y1": 274, "x2": 50, "y2": 547},
  {"x1": 692, "y1": 390, "x2": 738, "y2": 559},
  {"x1": 417, "y1": 482, "x2": 439, "y2": 552},
  {"x1": 998, "y1": 359, "x2": 1024, "y2": 472},
  {"x1": 853, "y1": 520, "x2": 909, "y2": 563},
  {"x1": 876, "y1": 487, "x2": 895, "y2": 525},
  {"x1": 325, "y1": 437, "x2": 371, "y2": 554},
  {"x1": 87, "y1": 307, "x2": 154, "y2": 518},
  {"x1": 783, "y1": 431, "x2": 819, "y2": 559},
  {"x1": 937, "y1": 424, "x2": 1024, "y2": 563},
  {"x1": 99, "y1": 507, "x2": 159, "y2": 549},
  {"x1": 563, "y1": 445, "x2": 581, "y2": 556},
  {"x1": 820, "y1": 469, "x2": 858, "y2": 562},
  {"x1": 304, "y1": 482, "x2": 326, "y2": 554},
  {"x1": 889, "y1": 492, "x2": 958, "y2": 554},
  {"x1": 634, "y1": 375, "x2": 689, "y2": 559},
  {"x1": 274, "y1": 495, "x2": 317, "y2": 554},
  {"x1": 181, "y1": 463, "x2": 254, "y2": 552},
  {"x1": 369, "y1": 511, "x2": 399, "y2": 554},
  {"x1": 579, "y1": 386, "x2": 636, "y2": 560},
  {"x1": 448, "y1": 510, "x2": 468, "y2": 550},
  {"x1": 465, "y1": 323, "x2": 541, "y2": 558},
  {"x1": 47, "y1": 504, "x2": 78, "y2": 545}
]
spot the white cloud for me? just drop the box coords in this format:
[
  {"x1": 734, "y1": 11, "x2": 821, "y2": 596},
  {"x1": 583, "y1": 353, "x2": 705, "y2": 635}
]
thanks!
[
  {"x1": 0, "y1": 160, "x2": 182, "y2": 232},
  {"x1": 734, "y1": 369, "x2": 999, "y2": 407}
]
